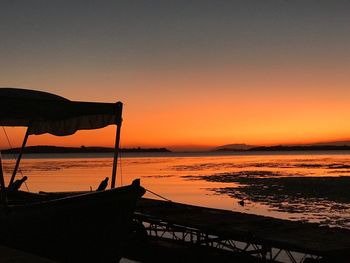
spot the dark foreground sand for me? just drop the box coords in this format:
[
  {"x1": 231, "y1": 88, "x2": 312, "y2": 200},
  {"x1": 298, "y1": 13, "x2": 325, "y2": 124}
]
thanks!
[{"x1": 0, "y1": 245, "x2": 57, "y2": 263}]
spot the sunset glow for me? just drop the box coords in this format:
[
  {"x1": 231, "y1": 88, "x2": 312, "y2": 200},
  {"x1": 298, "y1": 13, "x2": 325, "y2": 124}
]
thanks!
[{"x1": 1, "y1": 1, "x2": 350, "y2": 150}]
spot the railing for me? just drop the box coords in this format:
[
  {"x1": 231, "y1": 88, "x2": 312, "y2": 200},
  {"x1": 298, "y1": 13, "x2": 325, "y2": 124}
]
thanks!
[{"x1": 134, "y1": 212, "x2": 322, "y2": 263}]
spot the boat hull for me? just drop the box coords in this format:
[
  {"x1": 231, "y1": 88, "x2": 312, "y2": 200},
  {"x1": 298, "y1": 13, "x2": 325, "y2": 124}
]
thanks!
[{"x1": 0, "y1": 182, "x2": 145, "y2": 262}]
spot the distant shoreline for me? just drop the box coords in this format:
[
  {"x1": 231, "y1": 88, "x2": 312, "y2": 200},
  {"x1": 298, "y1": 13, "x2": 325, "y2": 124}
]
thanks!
[
  {"x1": 2, "y1": 145, "x2": 350, "y2": 155},
  {"x1": 216, "y1": 145, "x2": 350, "y2": 152},
  {"x1": 2, "y1": 145, "x2": 171, "y2": 154}
]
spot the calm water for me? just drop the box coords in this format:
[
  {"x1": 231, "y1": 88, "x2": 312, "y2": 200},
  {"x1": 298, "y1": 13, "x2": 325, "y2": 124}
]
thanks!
[{"x1": 2, "y1": 151, "x2": 350, "y2": 229}]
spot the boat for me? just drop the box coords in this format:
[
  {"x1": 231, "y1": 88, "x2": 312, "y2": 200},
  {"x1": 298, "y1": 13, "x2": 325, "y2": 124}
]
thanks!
[{"x1": 0, "y1": 88, "x2": 145, "y2": 262}]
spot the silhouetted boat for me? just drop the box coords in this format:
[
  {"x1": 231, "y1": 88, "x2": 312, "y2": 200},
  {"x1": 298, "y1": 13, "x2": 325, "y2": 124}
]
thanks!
[{"x1": 0, "y1": 88, "x2": 145, "y2": 262}]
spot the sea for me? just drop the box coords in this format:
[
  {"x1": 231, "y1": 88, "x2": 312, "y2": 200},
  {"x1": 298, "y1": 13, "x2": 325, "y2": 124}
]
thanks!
[{"x1": 2, "y1": 151, "x2": 350, "y2": 229}]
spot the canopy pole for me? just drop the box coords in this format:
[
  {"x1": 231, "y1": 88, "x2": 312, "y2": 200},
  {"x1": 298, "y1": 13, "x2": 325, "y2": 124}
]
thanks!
[
  {"x1": 111, "y1": 122, "x2": 122, "y2": 189},
  {"x1": 0, "y1": 152, "x2": 7, "y2": 207},
  {"x1": 8, "y1": 127, "x2": 29, "y2": 187},
  {"x1": 111, "y1": 102, "x2": 123, "y2": 189}
]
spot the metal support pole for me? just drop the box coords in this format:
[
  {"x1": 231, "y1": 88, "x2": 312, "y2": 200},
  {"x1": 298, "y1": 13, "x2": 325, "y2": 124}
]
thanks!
[
  {"x1": 111, "y1": 103, "x2": 123, "y2": 189},
  {"x1": 0, "y1": 152, "x2": 7, "y2": 207},
  {"x1": 8, "y1": 127, "x2": 29, "y2": 186}
]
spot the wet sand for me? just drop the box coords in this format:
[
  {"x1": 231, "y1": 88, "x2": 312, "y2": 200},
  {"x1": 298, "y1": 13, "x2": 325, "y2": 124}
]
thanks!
[{"x1": 183, "y1": 172, "x2": 350, "y2": 227}]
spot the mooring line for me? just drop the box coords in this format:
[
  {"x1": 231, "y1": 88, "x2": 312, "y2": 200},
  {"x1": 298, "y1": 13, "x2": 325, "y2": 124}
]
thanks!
[{"x1": 145, "y1": 188, "x2": 172, "y2": 202}]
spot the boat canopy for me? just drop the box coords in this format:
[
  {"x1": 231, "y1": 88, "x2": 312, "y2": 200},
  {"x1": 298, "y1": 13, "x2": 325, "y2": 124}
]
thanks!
[{"x1": 0, "y1": 88, "x2": 122, "y2": 136}]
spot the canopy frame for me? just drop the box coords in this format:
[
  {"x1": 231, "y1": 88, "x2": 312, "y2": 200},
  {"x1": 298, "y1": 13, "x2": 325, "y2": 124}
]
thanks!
[
  {"x1": 8, "y1": 127, "x2": 29, "y2": 186},
  {"x1": 1, "y1": 88, "x2": 123, "y2": 190},
  {"x1": 111, "y1": 121, "x2": 122, "y2": 189},
  {"x1": 0, "y1": 152, "x2": 8, "y2": 207}
]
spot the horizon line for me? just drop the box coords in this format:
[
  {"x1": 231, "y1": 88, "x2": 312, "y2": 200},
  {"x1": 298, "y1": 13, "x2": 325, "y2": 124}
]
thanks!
[{"x1": 2, "y1": 139, "x2": 350, "y2": 152}]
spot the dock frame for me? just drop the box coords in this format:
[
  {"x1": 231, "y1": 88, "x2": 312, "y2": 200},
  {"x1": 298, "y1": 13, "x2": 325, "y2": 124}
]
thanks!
[
  {"x1": 134, "y1": 198, "x2": 350, "y2": 263},
  {"x1": 134, "y1": 212, "x2": 321, "y2": 263}
]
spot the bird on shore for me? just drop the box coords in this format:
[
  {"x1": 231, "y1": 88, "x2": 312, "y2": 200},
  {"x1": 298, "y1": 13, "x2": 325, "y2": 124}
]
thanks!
[
  {"x1": 238, "y1": 199, "x2": 245, "y2": 207},
  {"x1": 97, "y1": 177, "x2": 109, "y2": 191},
  {"x1": 8, "y1": 176, "x2": 28, "y2": 192}
]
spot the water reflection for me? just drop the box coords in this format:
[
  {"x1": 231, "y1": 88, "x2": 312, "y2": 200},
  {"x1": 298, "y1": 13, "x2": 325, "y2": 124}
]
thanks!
[{"x1": 2, "y1": 153, "x2": 350, "y2": 228}]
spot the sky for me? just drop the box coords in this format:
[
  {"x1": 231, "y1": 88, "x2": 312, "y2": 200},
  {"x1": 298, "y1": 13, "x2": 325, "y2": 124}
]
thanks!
[{"x1": 1, "y1": 1, "x2": 350, "y2": 150}]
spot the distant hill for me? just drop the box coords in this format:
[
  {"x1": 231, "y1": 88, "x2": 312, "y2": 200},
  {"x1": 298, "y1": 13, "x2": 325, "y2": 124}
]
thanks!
[
  {"x1": 214, "y1": 141, "x2": 350, "y2": 152},
  {"x1": 2, "y1": 145, "x2": 171, "y2": 154},
  {"x1": 309, "y1": 141, "x2": 350, "y2": 147},
  {"x1": 248, "y1": 145, "x2": 350, "y2": 151},
  {"x1": 214, "y1": 144, "x2": 257, "y2": 151}
]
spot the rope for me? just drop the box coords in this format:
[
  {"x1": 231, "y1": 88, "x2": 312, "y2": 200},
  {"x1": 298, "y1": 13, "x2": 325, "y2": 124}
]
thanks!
[
  {"x1": 2, "y1": 127, "x2": 29, "y2": 191},
  {"x1": 145, "y1": 188, "x2": 172, "y2": 202},
  {"x1": 116, "y1": 139, "x2": 169, "y2": 202}
]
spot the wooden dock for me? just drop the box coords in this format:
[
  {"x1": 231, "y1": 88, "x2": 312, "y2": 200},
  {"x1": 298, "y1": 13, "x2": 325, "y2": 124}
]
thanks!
[{"x1": 133, "y1": 198, "x2": 350, "y2": 263}]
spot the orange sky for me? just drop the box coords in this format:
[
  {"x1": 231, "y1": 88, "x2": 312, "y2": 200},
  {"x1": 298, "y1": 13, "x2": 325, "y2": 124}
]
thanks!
[{"x1": 1, "y1": 2, "x2": 350, "y2": 151}]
